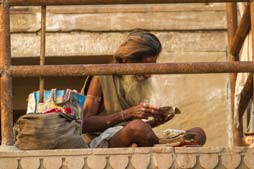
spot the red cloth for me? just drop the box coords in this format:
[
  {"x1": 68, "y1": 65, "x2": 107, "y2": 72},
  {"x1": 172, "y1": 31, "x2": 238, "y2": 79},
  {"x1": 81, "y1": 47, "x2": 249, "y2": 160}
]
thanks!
[{"x1": 44, "y1": 107, "x2": 72, "y2": 115}]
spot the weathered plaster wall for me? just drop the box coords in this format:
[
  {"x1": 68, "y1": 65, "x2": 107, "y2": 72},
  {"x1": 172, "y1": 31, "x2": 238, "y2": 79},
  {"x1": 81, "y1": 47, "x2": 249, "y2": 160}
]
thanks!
[{"x1": 10, "y1": 4, "x2": 229, "y2": 146}]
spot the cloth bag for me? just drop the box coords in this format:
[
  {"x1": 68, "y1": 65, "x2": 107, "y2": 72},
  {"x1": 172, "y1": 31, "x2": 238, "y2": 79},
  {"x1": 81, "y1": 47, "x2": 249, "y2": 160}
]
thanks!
[
  {"x1": 14, "y1": 89, "x2": 87, "y2": 150},
  {"x1": 26, "y1": 88, "x2": 85, "y2": 133},
  {"x1": 14, "y1": 112, "x2": 88, "y2": 150}
]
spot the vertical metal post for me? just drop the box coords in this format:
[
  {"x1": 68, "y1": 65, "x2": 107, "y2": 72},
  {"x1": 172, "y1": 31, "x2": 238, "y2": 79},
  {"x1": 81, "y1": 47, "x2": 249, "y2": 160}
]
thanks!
[
  {"x1": 39, "y1": 6, "x2": 46, "y2": 102},
  {"x1": 226, "y1": 2, "x2": 239, "y2": 147},
  {"x1": 250, "y1": 1, "x2": 254, "y2": 142},
  {"x1": 0, "y1": 0, "x2": 13, "y2": 145}
]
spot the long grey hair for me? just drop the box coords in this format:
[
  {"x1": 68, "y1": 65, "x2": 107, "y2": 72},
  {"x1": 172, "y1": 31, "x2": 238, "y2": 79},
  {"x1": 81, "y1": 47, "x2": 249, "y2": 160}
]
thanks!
[{"x1": 113, "y1": 30, "x2": 162, "y2": 63}]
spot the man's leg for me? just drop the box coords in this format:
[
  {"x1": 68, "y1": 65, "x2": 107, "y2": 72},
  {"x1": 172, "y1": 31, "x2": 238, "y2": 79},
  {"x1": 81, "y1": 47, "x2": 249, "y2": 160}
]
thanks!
[{"x1": 109, "y1": 119, "x2": 158, "y2": 147}]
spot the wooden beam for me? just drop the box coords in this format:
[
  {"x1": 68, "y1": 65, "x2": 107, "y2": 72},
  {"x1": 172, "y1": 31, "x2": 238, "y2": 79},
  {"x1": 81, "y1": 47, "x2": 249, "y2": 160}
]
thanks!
[
  {"x1": 230, "y1": 3, "x2": 250, "y2": 59},
  {"x1": 238, "y1": 73, "x2": 253, "y2": 119}
]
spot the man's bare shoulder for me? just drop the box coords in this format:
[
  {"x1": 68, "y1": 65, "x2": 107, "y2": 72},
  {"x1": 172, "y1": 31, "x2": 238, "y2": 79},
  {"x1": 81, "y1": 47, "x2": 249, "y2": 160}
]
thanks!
[{"x1": 87, "y1": 76, "x2": 102, "y2": 97}]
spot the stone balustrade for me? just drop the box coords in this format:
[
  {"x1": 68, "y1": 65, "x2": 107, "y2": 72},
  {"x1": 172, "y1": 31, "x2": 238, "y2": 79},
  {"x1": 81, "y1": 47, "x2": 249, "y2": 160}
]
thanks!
[{"x1": 0, "y1": 146, "x2": 253, "y2": 169}]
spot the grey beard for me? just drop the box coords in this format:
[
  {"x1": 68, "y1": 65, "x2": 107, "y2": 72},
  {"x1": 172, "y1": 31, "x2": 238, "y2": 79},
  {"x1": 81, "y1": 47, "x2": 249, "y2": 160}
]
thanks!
[{"x1": 120, "y1": 75, "x2": 153, "y2": 106}]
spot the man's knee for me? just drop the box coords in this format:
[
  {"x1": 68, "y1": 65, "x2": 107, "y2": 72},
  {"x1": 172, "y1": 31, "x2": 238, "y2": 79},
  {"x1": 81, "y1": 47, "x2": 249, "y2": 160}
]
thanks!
[
  {"x1": 125, "y1": 120, "x2": 158, "y2": 144},
  {"x1": 126, "y1": 119, "x2": 149, "y2": 134}
]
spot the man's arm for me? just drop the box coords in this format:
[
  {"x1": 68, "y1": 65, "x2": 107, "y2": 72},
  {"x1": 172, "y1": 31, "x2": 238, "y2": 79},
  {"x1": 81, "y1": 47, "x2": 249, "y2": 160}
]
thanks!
[
  {"x1": 82, "y1": 76, "x2": 125, "y2": 133},
  {"x1": 82, "y1": 76, "x2": 161, "y2": 133}
]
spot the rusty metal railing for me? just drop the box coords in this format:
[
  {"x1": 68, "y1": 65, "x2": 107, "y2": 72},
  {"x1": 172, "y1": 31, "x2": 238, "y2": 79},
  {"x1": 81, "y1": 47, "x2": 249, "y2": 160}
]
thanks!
[
  {"x1": 226, "y1": 2, "x2": 238, "y2": 147},
  {"x1": 39, "y1": 6, "x2": 46, "y2": 103},
  {"x1": 7, "y1": 0, "x2": 251, "y2": 6},
  {"x1": 0, "y1": 0, "x2": 252, "y2": 146},
  {"x1": 0, "y1": 0, "x2": 13, "y2": 146},
  {"x1": 7, "y1": 62, "x2": 254, "y2": 77}
]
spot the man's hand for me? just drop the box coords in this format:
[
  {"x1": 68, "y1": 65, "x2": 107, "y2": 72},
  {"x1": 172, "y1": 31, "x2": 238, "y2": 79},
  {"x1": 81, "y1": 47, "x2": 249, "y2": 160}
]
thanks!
[
  {"x1": 123, "y1": 103, "x2": 159, "y2": 120},
  {"x1": 148, "y1": 110, "x2": 175, "y2": 127}
]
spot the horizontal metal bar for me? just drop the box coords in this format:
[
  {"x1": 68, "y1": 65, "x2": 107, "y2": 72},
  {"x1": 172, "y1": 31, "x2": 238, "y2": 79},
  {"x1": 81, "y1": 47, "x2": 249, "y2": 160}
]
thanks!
[
  {"x1": 230, "y1": 3, "x2": 250, "y2": 58},
  {"x1": 9, "y1": 61, "x2": 254, "y2": 77},
  {"x1": 9, "y1": 0, "x2": 250, "y2": 6}
]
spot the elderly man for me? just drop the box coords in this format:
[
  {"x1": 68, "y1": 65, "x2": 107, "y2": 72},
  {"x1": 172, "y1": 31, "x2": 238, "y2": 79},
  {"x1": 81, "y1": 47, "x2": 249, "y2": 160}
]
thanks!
[{"x1": 82, "y1": 30, "x2": 206, "y2": 148}]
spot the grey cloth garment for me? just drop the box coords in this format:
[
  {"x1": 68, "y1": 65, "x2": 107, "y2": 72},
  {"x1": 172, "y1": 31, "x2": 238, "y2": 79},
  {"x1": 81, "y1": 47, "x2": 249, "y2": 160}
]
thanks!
[
  {"x1": 14, "y1": 112, "x2": 88, "y2": 150},
  {"x1": 89, "y1": 126, "x2": 123, "y2": 148}
]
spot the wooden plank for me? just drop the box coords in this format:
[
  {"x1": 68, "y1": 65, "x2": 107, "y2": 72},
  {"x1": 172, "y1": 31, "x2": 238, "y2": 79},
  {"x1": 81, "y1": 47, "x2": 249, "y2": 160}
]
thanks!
[
  {"x1": 10, "y1": 32, "x2": 227, "y2": 58},
  {"x1": 10, "y1": 4, "x2": 226, "y2": 14},
  {"x1": 10, "y1": 10, "x2": 226, "y2": 32},
  {"x1": 46, "y1": 4, "x2": 226, "y2": 14}
]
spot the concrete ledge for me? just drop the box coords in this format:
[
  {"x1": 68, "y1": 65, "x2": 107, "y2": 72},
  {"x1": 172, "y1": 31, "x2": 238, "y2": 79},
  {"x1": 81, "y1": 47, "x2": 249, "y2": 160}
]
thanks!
[{"x1": 0, "y1": 146, "x2": 253, "y2": 169}]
